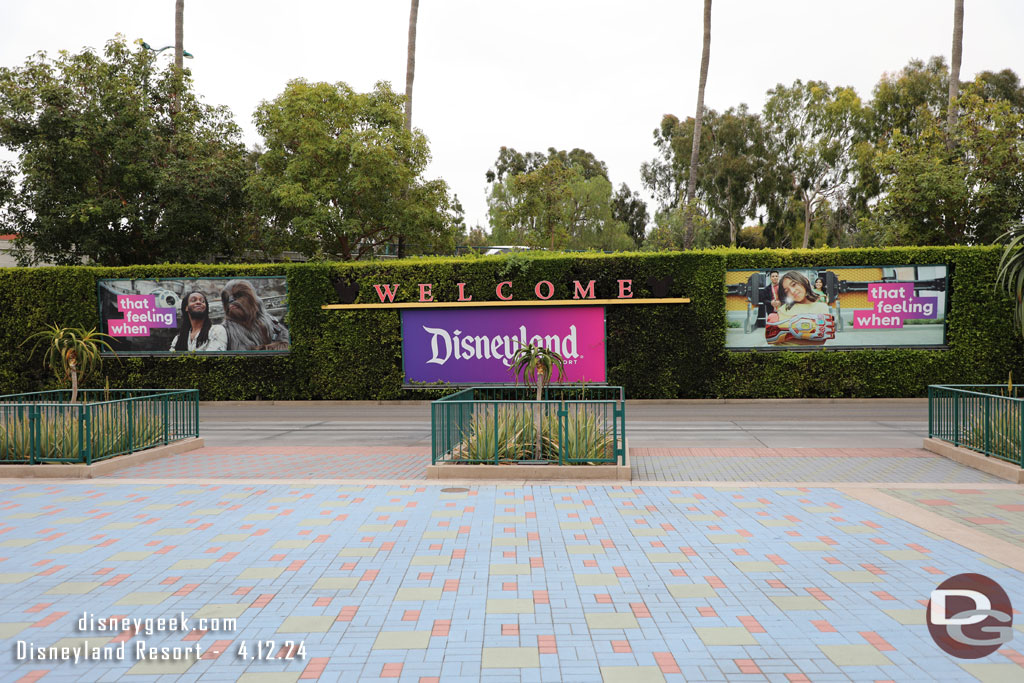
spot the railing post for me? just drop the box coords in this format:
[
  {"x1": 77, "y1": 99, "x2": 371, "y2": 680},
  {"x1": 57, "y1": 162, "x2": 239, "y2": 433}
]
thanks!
[
  {"x1": 984, "y1": 394, "x2": 990, "y2": 457},
  {"x1": 82, "y1": 403, "x2": 92, "y2": 466},
  {"x1": 953, "y1": 390, "x2": 960, "y2": 447},
  {"x1": 193, "y1": 390, "x2": 199, "y2": 439},
  {"x1": 29, "y1": 405, "x2": 38, "y2": 465},
  {"x1": 127, "y1": 398, "x2": 134, "y2": 454},
  {"x1": 927, "y1": 386, "x2": 933, "y2": 439},
  {"x1": 558, "y1": 403, "x2": 567, "y2": 466},
  {"x1": 162, "y1": 395, "x2": 169, "y2": 445}
]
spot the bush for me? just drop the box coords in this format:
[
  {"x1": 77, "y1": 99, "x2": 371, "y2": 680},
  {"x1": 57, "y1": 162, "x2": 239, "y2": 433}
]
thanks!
[{"x1": 0, "y1": 246, "x2": 1020, "y2": 399}]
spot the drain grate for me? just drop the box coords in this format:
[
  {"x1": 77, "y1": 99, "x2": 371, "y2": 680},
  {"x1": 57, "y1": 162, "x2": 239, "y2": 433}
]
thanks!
[{"x1": 440, "y1": 487, "x2": 470, "y2": 493}]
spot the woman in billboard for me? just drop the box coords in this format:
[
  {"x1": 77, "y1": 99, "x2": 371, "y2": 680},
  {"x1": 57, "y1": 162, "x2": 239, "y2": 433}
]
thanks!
[
  {"x1": 765, "y1": 271, "x2": 835, "y2": 346},
  {"x1": 170, "y1": 291, "x2": 227, "y2": 352}
]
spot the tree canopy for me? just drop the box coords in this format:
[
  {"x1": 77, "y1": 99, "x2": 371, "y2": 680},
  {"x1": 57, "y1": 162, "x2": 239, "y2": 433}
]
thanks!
[
  {"x1": 0, "y1": 37, "x2": 252, "y2": 266},
  {"x1": 248, "y1": 79, "x2": 459, "y2": 260},
  {"x1": 486, "y1": 147, "x2": 634, "y2": 251}
]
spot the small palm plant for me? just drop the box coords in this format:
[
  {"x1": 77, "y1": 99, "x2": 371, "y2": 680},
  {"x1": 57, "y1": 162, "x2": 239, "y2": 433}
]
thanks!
[
  {"x1": 22, "y1": 325, "x2": 115, "y2": 403},
  {"x1": 509, "y1": 343, "x2": 566, "y2": 401},
  {"x1": 509, "y1": 343, "x2": 566, "y2": 460}
]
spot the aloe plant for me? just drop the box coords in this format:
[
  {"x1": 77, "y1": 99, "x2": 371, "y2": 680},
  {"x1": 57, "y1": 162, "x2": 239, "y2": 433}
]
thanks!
[
  {"x1": 452, "y1": 406, "x2": 535, "y2": 462},
  {"x1": 0, "y1": 407, "x2": 163, "y2": 461},
  {"x1": 22, "y1": 325, "x2": 115, "y2": 403},
  {"x1": 997, "y1": 223, "x2": 1024, "y2": 340},
  {"x1": 541, "y1": 409, "x2": 616, "y2": 462}
]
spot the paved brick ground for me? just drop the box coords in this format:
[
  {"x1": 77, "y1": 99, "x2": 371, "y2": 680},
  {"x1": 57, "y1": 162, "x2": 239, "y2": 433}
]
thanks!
[
  {"x1": 0, "y1": 481, "x2": 1022, "y2": 682},
  {"x1": 102, "y1": 447, "x2": 1006, "y2": 485},
  {"x1": 630, "y1": 451, "x2": 1006, "y2": 484},
  {"x1": 101, "y1": 448, "x2": 432, "y2": 481},
  {"x1": 883, "y1": 487, "x2": 1024, "y2": 548}
]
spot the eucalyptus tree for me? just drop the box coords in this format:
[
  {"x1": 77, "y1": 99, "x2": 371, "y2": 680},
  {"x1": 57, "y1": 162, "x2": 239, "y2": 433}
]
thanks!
[{"x1": 762, "y1": 80, "x2": 871, "y2": 248}]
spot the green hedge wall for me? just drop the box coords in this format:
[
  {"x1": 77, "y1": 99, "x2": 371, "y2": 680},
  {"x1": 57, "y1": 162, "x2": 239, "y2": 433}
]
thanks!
[{"x1": 0, "y1": 246, "x2": 1019, "y2": 399}]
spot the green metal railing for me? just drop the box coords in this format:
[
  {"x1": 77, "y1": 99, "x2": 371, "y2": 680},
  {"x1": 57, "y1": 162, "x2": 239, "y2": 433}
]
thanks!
[
  {"x1": 928, "y1": 384, "x2": 1023, "y2": 466},
  {"x1": 431, "y1": 386, "x2": 625, "y2": 465},
  {"x1": 0, "y1": 389, "x2": 199, "y2": 465}
]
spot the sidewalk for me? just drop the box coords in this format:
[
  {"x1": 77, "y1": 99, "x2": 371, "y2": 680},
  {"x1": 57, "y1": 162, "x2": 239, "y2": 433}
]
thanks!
[{"x1": 0, "y1": 402, "x2": 1021, "y2": 683}]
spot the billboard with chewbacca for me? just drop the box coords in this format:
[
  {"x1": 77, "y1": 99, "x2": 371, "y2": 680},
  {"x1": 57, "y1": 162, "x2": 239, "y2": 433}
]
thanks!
[{"x1": 98, "y1": 278, "x2": 290, "y2": 355}]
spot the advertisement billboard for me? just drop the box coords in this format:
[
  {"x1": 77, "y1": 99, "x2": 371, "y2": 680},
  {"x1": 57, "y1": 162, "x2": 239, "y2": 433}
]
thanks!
[
  {"x1": 725, "y1": 265, "x2": 948, "y2": 350},
  {"x1": 402, "y1": 307, "x2": 606, "y2": 384},
  {"x1": 98, "y1": 277, "x2": 290, "y2": 355}
]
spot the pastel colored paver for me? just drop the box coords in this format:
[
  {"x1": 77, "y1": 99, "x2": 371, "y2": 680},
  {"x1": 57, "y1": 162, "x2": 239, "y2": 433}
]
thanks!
[
  {"x1": 819, "y1": 643, "x2": 894, "y2": 666},
  {"x1": 601, "y1": 666, "x2": 666, "y2": 683},
  {"x1": 486, "y1": 598, "x2": 534, "y2": 614},
  {"x1": 482, "y1": 647, "x2": 540, "y2": 668},
  {"x1": 372, "y1": 631, "x2": 431, "y2": 649},
  {"x1": 585, "y1": 613, "x2": 640, "y2": 629},
  {"x1": 277, "y1": 616, "x2": 335, "y2": 633},
  {"x1": 695, "y1": 627, "x2": 758, "y2": 646}
]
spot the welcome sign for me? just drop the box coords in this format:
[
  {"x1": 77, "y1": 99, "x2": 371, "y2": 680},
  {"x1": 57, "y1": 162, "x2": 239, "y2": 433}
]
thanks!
[{"x1": 402, "y1": 307, "x2": 606, "y2": 384}]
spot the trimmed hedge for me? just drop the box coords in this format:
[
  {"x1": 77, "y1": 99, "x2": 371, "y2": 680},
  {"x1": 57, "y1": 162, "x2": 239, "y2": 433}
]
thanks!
[{"x1": 1, "y1": 246, "x2": 1019, "y2": 399}]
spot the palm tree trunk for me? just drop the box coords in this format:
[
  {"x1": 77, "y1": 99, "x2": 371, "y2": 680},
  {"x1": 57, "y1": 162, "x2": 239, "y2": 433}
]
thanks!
[
  {"x1": 535, "y1": 367, "x2": 545, "y2": 459},
  {"x1": 174, "y1": 0, "x2": 184, "y2": 71},
  {"x1": 399, "y1": 0, "x2": 420, "y2": 260},
  {"x1": 69, "y1": 361, "x2": 79, "y2": 405},
  {"x1": 685, "y1": 0, "x2": 713, "y2": 212},
  {"x1": 947, "y1": 0, "x2": 964, "y2": 149},
  {"x1": 171, "y1": 0, "x2": 184, "y2": 116}
]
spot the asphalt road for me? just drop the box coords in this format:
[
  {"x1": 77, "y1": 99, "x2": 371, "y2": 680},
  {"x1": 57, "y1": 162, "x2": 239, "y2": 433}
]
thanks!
[{"x1": 198, "y1": 400, "x2": 929, "y2": 449}]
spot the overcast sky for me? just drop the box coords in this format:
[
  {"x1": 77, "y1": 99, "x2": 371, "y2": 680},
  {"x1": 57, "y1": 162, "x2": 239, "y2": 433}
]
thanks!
[{"x1": 2, "y1": 1, "x2": 1022, "y2": 233}]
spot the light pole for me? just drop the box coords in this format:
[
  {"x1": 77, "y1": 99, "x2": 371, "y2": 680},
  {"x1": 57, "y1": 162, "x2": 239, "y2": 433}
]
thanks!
[
  {"x1": 138, "y1": 40, "x2": 193, "y2": 114},
  {"x1": 139, "y1": 41, "x2": 193, "y2": 59}
]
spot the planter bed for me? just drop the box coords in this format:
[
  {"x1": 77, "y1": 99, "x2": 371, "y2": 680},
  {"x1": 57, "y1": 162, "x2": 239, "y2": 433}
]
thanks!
[
  {"x1": 430, "y1": 386, "x2": 627, "y2": 479},
  {"x1": 0, "y1": 389, "x2": 200, "y2": 465}
]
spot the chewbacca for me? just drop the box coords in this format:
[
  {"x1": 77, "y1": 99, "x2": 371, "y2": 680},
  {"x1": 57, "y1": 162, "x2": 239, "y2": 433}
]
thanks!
[{"x1": 221, "y1": 279, "x2": 290, "y2": 351}]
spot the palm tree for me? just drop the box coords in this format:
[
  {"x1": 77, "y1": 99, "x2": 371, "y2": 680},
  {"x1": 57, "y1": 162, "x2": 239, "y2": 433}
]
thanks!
[
  {"x1": 23, "y1": 325, "x2": 115, "y2": 403},
  {"x1": 509, "y1": 343, "x2": 566, "y2": 459},
  {"x1": 946, "y1": 0, "x2": 964, "y2": 147},
  {"x1": 405, "y1": 0, "x2": 420, "y2": 131},
  {"x1": 685, "y1": 0, "x2": 713, "y2": 227},
  {"x1": 174, "y1": 0, "x2": 185, "y2": 71},
  {"x1": 399, "y1": 0, "x2": 421, "y2": 259},
  {"x1": 997, "y1": 224, "x2": 1024, "y2": 339}
]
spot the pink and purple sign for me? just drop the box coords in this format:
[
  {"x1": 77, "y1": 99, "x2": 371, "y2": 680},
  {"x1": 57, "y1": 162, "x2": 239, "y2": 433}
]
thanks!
[
  {"x1": 107, "y1": 295, "x2": 177, "y2": 337},
  {"x1": 402, "y1": 307, "x2": 606, "y2": 384},
  {"x1": 853, "y1": 282, "x2": 938, "y2": 329}
]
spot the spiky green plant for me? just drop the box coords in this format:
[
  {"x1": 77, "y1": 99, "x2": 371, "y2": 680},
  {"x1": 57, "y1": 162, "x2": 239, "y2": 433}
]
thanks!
[
  {"x1": 22, "y1": 325, "x2": 115, "y2": 403},
  {"x1": 963, "y1": 376, "x2": 1022, "y2": 463},
  {"x1": 0, "y1": 407, "x2": 163, "y2": 462},
  {"x1": 541, "y1": 409, "x2": 616, "y2": 462},
  {"x1": 997, "y1": 223, "x2": 1024, "y2": 340},
  {"x1": 451, "y1": 406, "x2": 536, "y2": 462}
]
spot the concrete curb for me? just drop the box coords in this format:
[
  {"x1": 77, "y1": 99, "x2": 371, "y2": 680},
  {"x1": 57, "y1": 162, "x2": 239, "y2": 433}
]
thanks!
[
  {"x1": 426, "y1": 442, "x2": 631, "y2": 481},
  {"x1": 0, "y1": 437, "x2": 205, "y2": 479},
  {"x1": 922, "y1": 437, "x2": 1024, "y2": 484}
]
